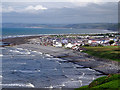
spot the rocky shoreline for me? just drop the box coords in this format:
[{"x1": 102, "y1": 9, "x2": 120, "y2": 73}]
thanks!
[
  {"x1": 2, "y1": 36, "x2": 120, "y2": 75},
  {"x1": 2, "y1": 36, "x2": 41, "y2": 46}
]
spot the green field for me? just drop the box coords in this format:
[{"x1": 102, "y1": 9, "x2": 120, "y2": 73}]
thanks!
[
  {"x1": 82, "y1": 46, "x2": 120, "y2": 62},
  {"x1": 75, "y1": 74, "x2": 120, "y2": 89}
]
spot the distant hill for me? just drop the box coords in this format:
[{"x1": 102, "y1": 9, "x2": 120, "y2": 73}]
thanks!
[
  {"x1": 64, "y1": 23, "x2": 118, "y2": 31},
  {"x1": 2, "y1": 23, "x2": 118, "y2": 31}
]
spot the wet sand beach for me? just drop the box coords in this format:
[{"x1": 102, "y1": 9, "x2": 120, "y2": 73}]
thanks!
[
  {"x1": 14, "y1": 43, "x2": 119, "y2": 75},
  {"x1": 2, "y1": 36, "x2": 120, "y2": 75}
]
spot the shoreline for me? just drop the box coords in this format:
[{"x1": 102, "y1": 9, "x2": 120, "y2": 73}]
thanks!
[
  {"x1": 1, "y1": 32, "x2": 118, "y2": 45},
  {"x1": 2, "y1": 30, "x2": 118, "y2": 40},
  {"x1": 2, "y1": 35, "x2": 120, "y2": 75}
]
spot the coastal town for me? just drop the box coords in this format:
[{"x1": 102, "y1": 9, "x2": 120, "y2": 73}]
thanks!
[
  {"x1": 28, "y1": 33, "x2": 120, "y2": 51},
  {"x1": 1, "y1": 1, "x2": 120, "y2": 89},
  {"x1": 1, "y1": 32, "x2": 120, "y2": 88}
]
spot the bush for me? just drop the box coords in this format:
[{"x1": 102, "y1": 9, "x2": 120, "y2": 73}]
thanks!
[
  {"x1": 84, "y1": 44, "x2": 90, "y2": 46},
  {"x1": 97, "y1": 44, "x2": 103, "y2": 47}
]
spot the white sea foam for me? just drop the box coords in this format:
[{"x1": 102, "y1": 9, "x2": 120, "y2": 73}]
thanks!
[
  {"x1": 1, "y1": 83, "x2": 34, "y2": 88},
  {"x1": 18, "y1": 51, "x2": 31, "y2": 55},
  {"x1": 16, "y1": 48, "x2": 24, "y2": 50},
  {"x1": 2, "y1": 34, "x2": 67, "y2": 39},
  {"x1": 10, "y1": 50, "x2": 20, "y2": 53},
  {"x1": 52, "y1": 58, "x2": 65, "y2": 61},
  {"x1": 16, "y1": 63, "x2": 26, "y2": 65},
  {"x1": 17, "y1": 47, "x2": 28, "y2": 51},
  {"x1": 0, "y1": 54, "x2": 3, "y2": 57},
  {"x1": 32, "y1": 51, "x2": 37, "y2": 53},
  {"x1": 74, "y1": 64, "x2": 84, "y2": 68},
  {"x1": 32, "y1": 51, "x2": 43, "y2": 55},
  {"x1": 10, "y1": 49, "x2": 31, "y2": 55},
  {"x1": 78, "y1": 72, "x2": 85, "y2": 79},
  {"x1": 12, "y1": 70, "x2": 40, "y2": 73},
  {"x1": 54, "y1": 68, "x2": 57, "y2": 71},
  {"x1": 13, "y1": 50, "x2": 20, "y2": 53},
  {"x1": 9, "y1": 50, "x2": 13, "y2": 52},
  {"x1": 48, "y1": 83, "x2": 65, "y2": 88},
  {"x1": 37, "y1": 70, "x2": 41, "y2": 72},
  {"x1": 0, "y1": 47, "x2": 5, "y2": 49},
  {"x1": 79, "y1": 80, "x2": 82, "y2": 86},
  {"x1": 25, "y1": 52, "x2": 31, "y2": 55},
  {"x1": 24, "y1": 49, "x2": 29, "y2": 51},
  {"x1": 38, "y1": 52, "x2": 42, "y2": 54},
  {"x1": 62, "y1": 80, "x2": 83, "y2": 87},
  {"x1": 45, "y1": 54, "x2": 53, "y2": 57},
  {"x1": 46, "y1": 58, "x2": 51, "y2": 60},
  {"x1": 86, "y1": 68, "x2": 95, "y2": 71},
  {"x1": 45, "y1": 85, "x2": 53, "y2": 88},
  {"x1": 36, "y1": 51, "x2": 42, "y2": 55}
]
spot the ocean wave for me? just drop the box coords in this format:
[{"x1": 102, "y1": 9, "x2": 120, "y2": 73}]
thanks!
[
  {"x1": 51, "y1": 57, "x2": 65, "y2": 61},
  {"x1": 10, "y1": 50, "x2": 20, "y2": 53},
  {"x1": 1, "y1": 83, "x2": 34, "y2": 88},
  {"x1": 16, "y1": 48, "x2": 24, "y2": 50},
  {"x1": 9, "y1": 49, "x2": 31, "y2": 55},
  {"x1": 16, "y1": 63, "x2": 26, "y2": 65},
  {"x1": 2, "y1": 35, "x2": 34, "y2": 39},
  {"x1": 0, "y1": 47, "x2": 6, "y2": 49},
  {"x1": 44, "y1": 83, "x2": 65, "y2": 88},
  {"x1": 45, "y1": 54, "x2": 51, "y2": 57},
  {"x1": 86, "y1": 68, "x2": 95, "y2": 71},
  {"x1": 12, "y1": 70, "x2": 41, "y2": 73},
  {"x1": 31, "y1": 51, "x2": 43, "y2": 55},
  {"x1": 0, "y1": 54, "x2": 3, "y2": 57},
  {"x1": 46, "y1": 58, "x2": 51, "y2": 60},
  {"x1": 2, "y1": 34, "x2": 67, "y2": 39},
  {"x1": 2, "y1": 30, "x2": 118, "y2": 39}
]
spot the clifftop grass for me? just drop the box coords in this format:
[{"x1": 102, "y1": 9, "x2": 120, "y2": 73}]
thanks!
[
  {"x1": 82, "y1": 46, "x2": 120, "y2": 62},
  {"x1": 75, "y1": 74, "x2": 120, "y2": 89}
]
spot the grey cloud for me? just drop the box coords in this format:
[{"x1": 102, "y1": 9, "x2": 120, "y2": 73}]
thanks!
[{"x1": 2, "y1": 2, "x2": 118, "y2": 23}]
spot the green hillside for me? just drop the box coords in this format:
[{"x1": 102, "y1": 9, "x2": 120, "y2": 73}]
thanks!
[{"x1": 75, "y1": 74, "x2": 120, "y2": 89}]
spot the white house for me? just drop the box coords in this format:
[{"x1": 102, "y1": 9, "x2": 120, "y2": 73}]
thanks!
[
  {"x1": 65, "y1": 43, "x2": 74, "y2": 48},
  {"x1": 53, "y1": 42, "x2": 62, "y2": 47},
  {"x1": 72, "y1": 46, "x2": 79, "y2": 50},
  {"x1": 88, "y1": 40, "x2": 92, "y2": 44},
  {"x1": 88, "y1": 40, "x2": 101, "y2": 44},
  {"x1": 74, "y1": 43, "x2": 81, "y2": 46}
]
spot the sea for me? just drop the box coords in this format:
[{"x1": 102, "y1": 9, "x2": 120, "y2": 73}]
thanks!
[
  {"x1": 0, "y1": 27, "x2": 108, "y2": 88},
  {"x1": 2, "y1": 27, "x2": 117, "y2": 38},
  {"x1": 1, "y1": 46, "x2": 103, "y2": 88}
]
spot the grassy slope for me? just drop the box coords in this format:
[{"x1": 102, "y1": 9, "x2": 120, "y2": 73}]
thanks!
[
  {"x1": 75, "y1": 74, "x2": 120, "y2": 89},
  {"x1": 82, "y1": 46, "x2": 120, "y2": 62}
]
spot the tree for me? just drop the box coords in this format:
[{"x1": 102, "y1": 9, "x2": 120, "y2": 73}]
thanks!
[{"x1": 109, "y1": 40, "x2": 114, "y2": 45}]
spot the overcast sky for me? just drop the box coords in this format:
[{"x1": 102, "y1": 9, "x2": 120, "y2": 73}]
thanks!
[{"x1": 1, "y1": 0, "x2": 118, "y2": 24}]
